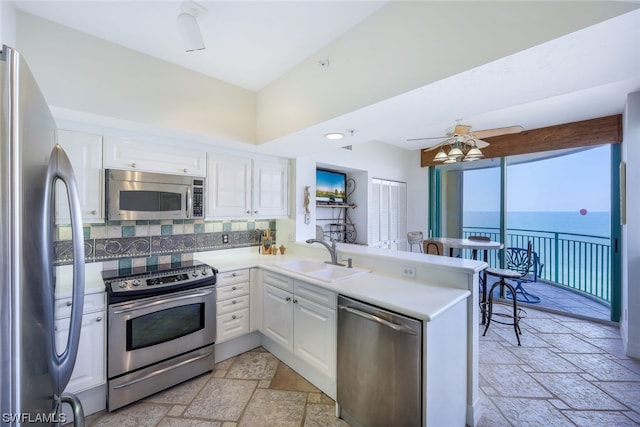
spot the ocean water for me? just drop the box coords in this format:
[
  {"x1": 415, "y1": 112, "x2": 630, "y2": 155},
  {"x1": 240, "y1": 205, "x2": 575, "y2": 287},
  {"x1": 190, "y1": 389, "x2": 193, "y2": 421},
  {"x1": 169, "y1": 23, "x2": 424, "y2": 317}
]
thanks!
[{"x1": 463, "y1": 211, "x2": 611, "y2": 237}]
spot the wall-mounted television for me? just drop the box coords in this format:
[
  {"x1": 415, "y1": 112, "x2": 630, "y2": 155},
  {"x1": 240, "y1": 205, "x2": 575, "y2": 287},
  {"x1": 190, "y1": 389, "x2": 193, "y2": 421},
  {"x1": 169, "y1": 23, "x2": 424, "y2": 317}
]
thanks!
[{"x1": 316, "y1": 168, "x2": 346, "y2": 204}]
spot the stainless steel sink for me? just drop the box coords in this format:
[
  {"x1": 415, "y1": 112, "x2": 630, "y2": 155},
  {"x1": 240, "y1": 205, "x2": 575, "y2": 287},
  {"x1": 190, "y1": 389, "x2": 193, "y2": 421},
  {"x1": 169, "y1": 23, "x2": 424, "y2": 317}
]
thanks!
[{"x1": 276, "y1": 260, "x2": 370, "y2": 283}]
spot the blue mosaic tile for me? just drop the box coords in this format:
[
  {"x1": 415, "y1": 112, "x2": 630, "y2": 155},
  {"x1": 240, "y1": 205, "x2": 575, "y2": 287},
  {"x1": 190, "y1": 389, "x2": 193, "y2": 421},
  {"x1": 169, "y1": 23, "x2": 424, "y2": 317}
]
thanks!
[
  {"x1": 121, "y1": 225, "x2": 136, "y2": 237},
  {"x1": 223, "y1": 222, "x2": 232, "y2": 232},
  {"x1": 161, "y1": 224, "x2": 173, "y2": 235},
  {"x1": 195, "y1": 223, "x2": 205, "y2": 234}
]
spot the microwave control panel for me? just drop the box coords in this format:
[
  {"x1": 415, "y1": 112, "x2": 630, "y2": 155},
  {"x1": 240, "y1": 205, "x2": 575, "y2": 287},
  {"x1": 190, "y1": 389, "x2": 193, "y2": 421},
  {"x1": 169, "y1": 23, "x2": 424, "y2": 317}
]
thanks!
[{"x1": 193, "y1": 179, "x2": 204, "y2": 218}]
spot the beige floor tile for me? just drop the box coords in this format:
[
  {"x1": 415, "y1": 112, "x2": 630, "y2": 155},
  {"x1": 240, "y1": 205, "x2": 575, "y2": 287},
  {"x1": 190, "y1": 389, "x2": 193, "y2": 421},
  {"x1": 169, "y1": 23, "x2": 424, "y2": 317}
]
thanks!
[
  {"x1": 303, "y1": 404, "x2": 349, "y2": 427},
  {"x1": 563, "y1": 410, "x2": 640, "y2": 426},
  {"x1": 90, "y1": 403, "x2": 169, "y2": 427},
  {"x1": 269, "y1": 362, "x2": 320, "y2": 393},
  {"x1": 183, "y1": 378, "x2": 257, "y2": 421},
  {"x1": 226, "y1": 351, "x2": 279, "y2": 380},
  {"x1": 237, "y1": 389, "x2": 307, "y2": 427},
  {"x1": 533, "y1": 373, "x2": 627, "y2": 410},
  {"x1": 489, "y1": 397, "x2": 574, "y2": 427}
]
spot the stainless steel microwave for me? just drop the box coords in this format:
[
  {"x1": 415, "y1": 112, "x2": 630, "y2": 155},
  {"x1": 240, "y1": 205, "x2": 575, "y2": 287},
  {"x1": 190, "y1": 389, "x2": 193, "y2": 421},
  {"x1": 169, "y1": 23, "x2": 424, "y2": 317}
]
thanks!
[{"x1": 105, "y1": 169, "x2": 204, "y2": 220}]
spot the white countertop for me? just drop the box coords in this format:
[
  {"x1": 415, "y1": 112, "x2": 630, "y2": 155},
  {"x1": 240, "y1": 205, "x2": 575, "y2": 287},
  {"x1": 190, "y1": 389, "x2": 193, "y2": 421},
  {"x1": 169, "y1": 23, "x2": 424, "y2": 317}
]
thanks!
[
  {"x1": 56, "y1": 242, "x2": 476, "y2": 321},
  {"x1": 195, "y1": 244, "x2": 473, "y2": 322}
]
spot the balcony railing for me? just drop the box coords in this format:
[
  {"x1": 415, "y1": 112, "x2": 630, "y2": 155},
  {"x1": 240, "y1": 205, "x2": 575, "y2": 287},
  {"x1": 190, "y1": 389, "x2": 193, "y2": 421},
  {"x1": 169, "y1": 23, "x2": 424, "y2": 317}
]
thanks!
[{"x1": 463, "y1": 227, "x2": 612, "y2": 304}]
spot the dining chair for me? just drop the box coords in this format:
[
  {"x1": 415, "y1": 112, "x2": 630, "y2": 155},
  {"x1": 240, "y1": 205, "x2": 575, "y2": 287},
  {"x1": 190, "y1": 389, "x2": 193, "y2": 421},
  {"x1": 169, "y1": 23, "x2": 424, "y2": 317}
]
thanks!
[{"x1": 422, "y1": 239, "x2": 444, "y2": 256}]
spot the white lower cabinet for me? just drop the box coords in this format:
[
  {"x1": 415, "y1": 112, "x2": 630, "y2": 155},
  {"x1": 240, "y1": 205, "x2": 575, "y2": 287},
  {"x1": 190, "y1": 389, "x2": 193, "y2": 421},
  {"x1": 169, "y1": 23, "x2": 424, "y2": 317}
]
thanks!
[
  {"x1": 262, "y1": 271, "x2": 336, "y2": 380},
  {"x1": 216, "y1": 269, "x2": 251, "y2": 343},
  {"x1": 55, "y1": 292, "x2": 106, "y2": 395}
]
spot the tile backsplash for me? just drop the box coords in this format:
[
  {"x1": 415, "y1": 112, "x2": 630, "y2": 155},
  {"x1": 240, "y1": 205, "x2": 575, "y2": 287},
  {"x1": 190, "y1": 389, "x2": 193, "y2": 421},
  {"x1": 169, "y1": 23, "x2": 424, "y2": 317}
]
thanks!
[{"x1": 54, "y1": 219, "x2": 276, "y2": 265}]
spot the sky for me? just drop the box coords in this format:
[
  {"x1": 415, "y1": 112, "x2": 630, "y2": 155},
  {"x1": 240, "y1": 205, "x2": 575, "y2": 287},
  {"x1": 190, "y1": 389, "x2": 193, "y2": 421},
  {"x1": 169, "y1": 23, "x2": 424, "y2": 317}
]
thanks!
[{"x1": 463, "y1": 145, "x2": 612, "y2": 213}]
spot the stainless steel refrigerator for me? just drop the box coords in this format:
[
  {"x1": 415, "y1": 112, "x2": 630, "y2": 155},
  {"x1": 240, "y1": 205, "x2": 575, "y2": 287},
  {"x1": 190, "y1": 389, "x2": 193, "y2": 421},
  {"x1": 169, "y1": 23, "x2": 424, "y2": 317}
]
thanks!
[{"x1": 1, "y1": 45, "x2": 86, "y2": 425}]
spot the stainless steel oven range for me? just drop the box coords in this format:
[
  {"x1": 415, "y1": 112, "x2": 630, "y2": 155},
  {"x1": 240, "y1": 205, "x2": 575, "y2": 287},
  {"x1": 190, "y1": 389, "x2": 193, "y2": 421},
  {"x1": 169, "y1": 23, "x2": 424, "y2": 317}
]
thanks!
[{"x1": 103, "y1": 261, "x2": 218, "y2": 411}]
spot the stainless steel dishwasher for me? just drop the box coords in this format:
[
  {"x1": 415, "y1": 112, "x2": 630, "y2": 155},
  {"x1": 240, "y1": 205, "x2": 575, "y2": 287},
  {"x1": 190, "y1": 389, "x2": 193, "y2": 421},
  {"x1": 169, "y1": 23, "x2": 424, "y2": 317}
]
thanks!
[{"x1": 337, "y1": 295, "x2": 422, "y2": 427}]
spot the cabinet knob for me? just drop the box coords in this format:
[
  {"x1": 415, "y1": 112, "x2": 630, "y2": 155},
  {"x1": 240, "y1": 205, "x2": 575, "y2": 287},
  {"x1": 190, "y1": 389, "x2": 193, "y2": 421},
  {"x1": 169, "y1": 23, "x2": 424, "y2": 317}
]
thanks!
[
  {"x1": 66, "y1": 301, "x2": 72, "y2": 307},
  {"x1": 96, "y1": 317, "x2": 102, "y2": 322},
  {"x1": 232, "y1": 315, "x2": 237, "y2": 320},
  {"x1": 232, "y1": 286, "x2": 237, "y2": 291},
  {"x1": 285, "y1": 296, "x2": 291, "y2": 302},
  {"x1": 293, "y1": 299, "x2": 298, "y2": 304},
  {"x1": 246, "y1": 210, "x2": 251, "y2": 214},
  {"x1": 90, "y1": 210, "x2": 97, "y2": 215},
  {"x1": 232, "y1": 300, "x2": 237, "y2": 305},
  {"x1": 131, "y1": 163, "x2": 137, "y2": 168},
  {"x1": 254, "y1": 210, "x2": 258, "y2": 214},
  {"x1": 231, "y1": 273, "x2": 237, "y2": 277},
  {"x1": 183, "y1": 168, "x2": 188, "y2": 173}
]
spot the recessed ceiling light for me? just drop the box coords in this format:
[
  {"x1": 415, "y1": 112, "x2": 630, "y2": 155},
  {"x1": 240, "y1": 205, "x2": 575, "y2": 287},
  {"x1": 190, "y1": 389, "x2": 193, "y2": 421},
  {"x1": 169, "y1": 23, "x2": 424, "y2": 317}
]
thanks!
[{"x1": 325, "y1": 132, "x2": 344, "y2": 140}]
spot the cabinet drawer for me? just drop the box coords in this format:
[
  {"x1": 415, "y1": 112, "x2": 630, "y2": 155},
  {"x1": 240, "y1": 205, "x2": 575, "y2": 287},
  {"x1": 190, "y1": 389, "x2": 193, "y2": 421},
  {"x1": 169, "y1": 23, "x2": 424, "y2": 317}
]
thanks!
[
  {"x1": 294, "y1": 281, "x2": 336, "y2": 308},
  {"x1": 216, "y1": 294, "x2": 250, "y2": 315},
  {"x1": 217, "y1": 281, "x2": 249, "y2": 300},
  {"x1": 217, "y1": 269, "x2": 250, "y2": 286},
  {"x1": 216, "y1": 308, "x2": 250, "y2": 342},
  {"x1": 56, "y1": 292, "x2": 106, "y2": 319},
  {"x1": 263, "y1": 270, "x2": 294, "y2": 293}
]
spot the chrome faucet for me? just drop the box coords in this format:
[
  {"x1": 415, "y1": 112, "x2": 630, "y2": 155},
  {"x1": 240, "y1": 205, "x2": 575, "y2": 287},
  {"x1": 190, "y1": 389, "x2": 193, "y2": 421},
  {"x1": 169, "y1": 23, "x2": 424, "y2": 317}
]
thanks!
[{"x1": 305, "y1": 238, "x2": 343, "y2": 266}]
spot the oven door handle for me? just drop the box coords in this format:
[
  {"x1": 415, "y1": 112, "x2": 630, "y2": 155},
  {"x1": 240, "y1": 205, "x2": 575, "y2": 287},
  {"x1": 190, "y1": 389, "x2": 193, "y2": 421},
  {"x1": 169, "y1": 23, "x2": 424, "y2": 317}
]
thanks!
[
  {"x1": 112, "y1": 289, "x2": 214, "y2": 314},
  {"x1": 112, "y1": 350, "x2": 213, "y2": 389}
]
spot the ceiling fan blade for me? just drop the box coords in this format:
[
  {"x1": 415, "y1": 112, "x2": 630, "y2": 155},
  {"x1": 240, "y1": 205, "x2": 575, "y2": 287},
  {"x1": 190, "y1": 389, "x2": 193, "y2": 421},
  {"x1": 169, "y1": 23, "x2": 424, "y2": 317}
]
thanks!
[
  {"x1": 472, "y1": 138, "x2": 490, "y2": 149},
  {"x1": 423, "y1": 142, "x2": 448, "y2": 152},
  {"x1": 472, "y1": 125, "x2": 523, "y2": 139},
  {"x1": 406, "y1": 135, "x2": 448, "y2": 142}
]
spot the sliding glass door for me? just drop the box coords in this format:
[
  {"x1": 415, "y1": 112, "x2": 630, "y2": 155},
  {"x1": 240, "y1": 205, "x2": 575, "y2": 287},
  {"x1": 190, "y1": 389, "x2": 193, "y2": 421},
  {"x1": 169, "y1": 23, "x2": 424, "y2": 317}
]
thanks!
[{"x1": 456, "y1": 145, "x2": 617, "y2": 322}]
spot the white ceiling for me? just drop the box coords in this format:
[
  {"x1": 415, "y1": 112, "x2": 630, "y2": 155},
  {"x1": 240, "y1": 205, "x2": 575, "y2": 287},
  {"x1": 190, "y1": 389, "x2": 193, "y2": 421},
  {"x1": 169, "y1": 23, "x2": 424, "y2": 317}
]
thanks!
[{"x1": 10, "y1": 1, "x2": 640, "y2": 156}]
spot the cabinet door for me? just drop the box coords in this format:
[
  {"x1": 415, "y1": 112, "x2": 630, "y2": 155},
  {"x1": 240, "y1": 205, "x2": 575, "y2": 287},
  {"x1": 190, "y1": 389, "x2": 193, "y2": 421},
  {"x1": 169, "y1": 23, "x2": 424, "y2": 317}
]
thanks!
[
  {"x1": 262, "y1": 283, "x2": 293, "y2": 350},
  {"x1": 56, "y1": 311, "x2": 106, "y2": 393},
  {"x1": 294, "y1": 296, "x2": 336, "y2": 379},
  {"x1": 55, "y1": 129, "x2": 103, "y2": 222},
  {"x1": 252, "y1": 159, "x2": 288, "y2": 218},
  {"x1": 207, "y1": 154, "x2": 252, "y2": 218},
  {"x1": 103, "y1": 136, "x2": 207, "y2": 176}
]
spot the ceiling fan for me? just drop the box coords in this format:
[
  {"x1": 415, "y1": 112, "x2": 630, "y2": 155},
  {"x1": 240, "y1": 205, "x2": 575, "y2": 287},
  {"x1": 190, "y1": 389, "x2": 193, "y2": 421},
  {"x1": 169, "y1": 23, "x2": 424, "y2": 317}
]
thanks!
[{"x1": 408, "y1": 121, "x2": 523, "y2": 163}]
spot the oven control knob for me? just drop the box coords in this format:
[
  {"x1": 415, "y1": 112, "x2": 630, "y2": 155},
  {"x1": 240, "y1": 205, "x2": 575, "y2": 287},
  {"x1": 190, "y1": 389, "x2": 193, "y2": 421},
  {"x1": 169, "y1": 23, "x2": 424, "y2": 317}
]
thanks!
[
  {"x1": 118, "y1": 282, "x2": 127, "y2": 289},
  {"x1": 132, "y1": 279, "x2": 141, "y2": 287},
  {"x1": 191, "y1": 271, "x2": 199, "y2": 278}
]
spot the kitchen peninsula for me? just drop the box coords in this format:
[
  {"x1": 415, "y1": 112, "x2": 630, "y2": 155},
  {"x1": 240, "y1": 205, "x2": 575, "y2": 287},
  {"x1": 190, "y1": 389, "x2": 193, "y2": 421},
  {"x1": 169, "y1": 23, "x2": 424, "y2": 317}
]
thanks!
[{"x1": 58, "y1": 241, "x2": 484, "y2": 426}]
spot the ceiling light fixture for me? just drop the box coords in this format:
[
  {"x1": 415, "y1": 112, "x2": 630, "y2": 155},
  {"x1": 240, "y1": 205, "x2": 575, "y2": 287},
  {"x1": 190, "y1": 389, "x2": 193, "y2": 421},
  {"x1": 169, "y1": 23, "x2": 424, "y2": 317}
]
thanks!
[
  {"x1": 325, "y1": 132, "x2": 344, "y2": 140},
  {"x1": 177, "y1": 1, "x2": 207, "y2": 52},
  {"x1": 433, "y1": 133, "x2": 484, "y2": 163}
]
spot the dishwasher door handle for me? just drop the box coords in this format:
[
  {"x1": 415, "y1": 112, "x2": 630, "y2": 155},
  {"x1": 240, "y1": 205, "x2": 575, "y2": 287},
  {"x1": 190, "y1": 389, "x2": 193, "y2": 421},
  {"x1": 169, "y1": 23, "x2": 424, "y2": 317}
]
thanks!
[{"x1": 339, "y1": 305, "x2": 418, "y2": 335}]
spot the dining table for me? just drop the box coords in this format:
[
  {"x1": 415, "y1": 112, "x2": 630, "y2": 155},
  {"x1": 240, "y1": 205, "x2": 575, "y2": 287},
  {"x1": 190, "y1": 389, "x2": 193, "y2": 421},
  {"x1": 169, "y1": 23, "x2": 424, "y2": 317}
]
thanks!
[
  {"x1": 431, "y1": 237, "x2": 504, "y2": 324},
  {"x1": 431, "y1": 237, "x2": 503, "y2": 260}
]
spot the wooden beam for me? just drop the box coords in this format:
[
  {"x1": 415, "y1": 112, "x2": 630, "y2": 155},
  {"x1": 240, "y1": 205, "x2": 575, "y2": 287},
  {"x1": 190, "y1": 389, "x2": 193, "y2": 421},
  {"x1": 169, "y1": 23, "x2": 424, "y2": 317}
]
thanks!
[{"x1": 420, "y1": 114, "x2": 623, "y2": 167}]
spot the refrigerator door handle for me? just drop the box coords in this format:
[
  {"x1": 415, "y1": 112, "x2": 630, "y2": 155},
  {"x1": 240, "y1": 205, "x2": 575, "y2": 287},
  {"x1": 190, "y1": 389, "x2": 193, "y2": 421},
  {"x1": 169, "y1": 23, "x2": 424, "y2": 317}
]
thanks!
[{"x1": 42, "y1": 144, "x2": 85, "y2": 393}]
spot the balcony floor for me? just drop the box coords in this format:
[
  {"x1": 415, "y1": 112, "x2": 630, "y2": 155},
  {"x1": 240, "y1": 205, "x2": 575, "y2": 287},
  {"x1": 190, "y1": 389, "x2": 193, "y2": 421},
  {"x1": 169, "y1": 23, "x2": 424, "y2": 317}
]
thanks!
[{"x1": 493, "y1": 279, "x2": 611, "y2": 322}]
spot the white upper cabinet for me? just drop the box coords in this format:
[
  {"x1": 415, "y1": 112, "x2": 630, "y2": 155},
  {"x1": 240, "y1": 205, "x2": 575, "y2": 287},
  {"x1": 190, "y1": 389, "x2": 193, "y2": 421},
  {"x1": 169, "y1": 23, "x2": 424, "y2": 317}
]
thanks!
[
  {"x1": 103, "y1": 136, "x2": 207, "y2": 176},
  {"x1": 207, "y1": 153, "x2": 288, "y2": 219},
  {"x1": 55, "y1": 129, "x2": 103, "y2": 222},
  {"x1": 207, "y1": 153, "x2": 252, "y2": 218},
  {"x1": 252, "y1": 158, "x2": 289, "y2": 218}
]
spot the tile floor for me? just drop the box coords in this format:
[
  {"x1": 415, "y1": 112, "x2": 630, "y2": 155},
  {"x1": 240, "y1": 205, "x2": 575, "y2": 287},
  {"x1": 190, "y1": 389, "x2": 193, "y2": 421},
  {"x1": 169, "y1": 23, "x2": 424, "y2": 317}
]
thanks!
[
  {"x1": 85, "y1": 306, "x2": 639, "y2": 427},
  {"x1": 85, "y1": 348, "x2": 348, "y2": 427},
  {"x1": 478, "y1": 304, "x2": 640, "y2": 426}
]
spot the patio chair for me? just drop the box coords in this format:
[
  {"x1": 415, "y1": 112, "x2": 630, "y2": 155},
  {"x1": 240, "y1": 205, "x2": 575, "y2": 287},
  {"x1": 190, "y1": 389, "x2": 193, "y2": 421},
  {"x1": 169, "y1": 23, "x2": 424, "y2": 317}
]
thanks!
[{"x1": 503, "y1": 242, "x2": 541, "y2": 303}]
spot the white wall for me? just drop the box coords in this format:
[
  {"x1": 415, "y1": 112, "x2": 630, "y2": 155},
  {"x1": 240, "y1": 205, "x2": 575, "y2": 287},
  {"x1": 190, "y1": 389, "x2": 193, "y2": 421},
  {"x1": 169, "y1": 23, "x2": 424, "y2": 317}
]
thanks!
[
  {"x1": 292, "y1": 141, "x2": 427, "y2": 244},
  {"x1": 621, "y1": 91, "x2": 640, "y2": 358},
  {"x1": 257, "y1": 1, "x2": 636, "y2": 143},
  {"x1": 0, "y1": 1, "x2": 16, "y2": 48},
  {"x1": 15, "y1": 12, "x2": 256, "y2": 146}
]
